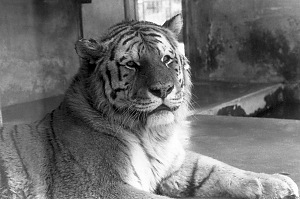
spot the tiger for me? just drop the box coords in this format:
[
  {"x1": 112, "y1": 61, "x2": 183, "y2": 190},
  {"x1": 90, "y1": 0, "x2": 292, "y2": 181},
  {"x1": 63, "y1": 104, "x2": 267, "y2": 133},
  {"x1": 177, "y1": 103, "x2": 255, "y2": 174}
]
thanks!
[{"x1": 0, "y1": 14, "x2": 298, "y2": 199}]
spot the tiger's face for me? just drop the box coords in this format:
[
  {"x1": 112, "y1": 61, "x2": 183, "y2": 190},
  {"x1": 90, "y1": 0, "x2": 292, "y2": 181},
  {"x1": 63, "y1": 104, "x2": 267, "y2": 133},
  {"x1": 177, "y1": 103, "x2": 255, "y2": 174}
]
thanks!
[{"x1": 75, "y1": 15, "x2": 191, "y2": 127}]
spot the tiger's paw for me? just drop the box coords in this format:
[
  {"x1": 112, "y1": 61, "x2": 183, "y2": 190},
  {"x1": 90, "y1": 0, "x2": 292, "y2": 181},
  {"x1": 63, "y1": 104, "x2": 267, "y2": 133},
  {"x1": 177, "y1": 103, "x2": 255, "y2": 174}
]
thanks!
[{"x1": 229, "y1": 173, "x2": 299, "y2": 199}]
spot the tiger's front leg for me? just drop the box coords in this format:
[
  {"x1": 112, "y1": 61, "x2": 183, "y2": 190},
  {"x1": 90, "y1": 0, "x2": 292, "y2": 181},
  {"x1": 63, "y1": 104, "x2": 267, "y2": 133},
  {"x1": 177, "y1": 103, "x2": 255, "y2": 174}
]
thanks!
[{"x1": 157, "y1": 151, "x2": 299, "y2": 199}]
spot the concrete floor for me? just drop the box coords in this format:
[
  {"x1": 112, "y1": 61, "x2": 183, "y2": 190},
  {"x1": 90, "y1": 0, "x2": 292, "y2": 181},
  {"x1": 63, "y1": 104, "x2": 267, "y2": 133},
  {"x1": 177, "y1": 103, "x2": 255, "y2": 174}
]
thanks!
[{"x1": 187, "y1": 115, "x2": 300, "y2": 187}]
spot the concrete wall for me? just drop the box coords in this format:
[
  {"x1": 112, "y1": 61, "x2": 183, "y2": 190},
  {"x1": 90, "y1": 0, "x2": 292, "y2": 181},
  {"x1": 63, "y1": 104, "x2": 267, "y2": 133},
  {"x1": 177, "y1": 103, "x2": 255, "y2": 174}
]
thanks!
[
  {"x1": 0, "y1": 0, "x2": 138, "y2": 124},
  {"x1": 183, "y1": 0, "x2": 300, "y2": 83},
  {"x1": 0, "y1": 0, "x2": 81, "y2": 107},
  {"x1": 82, "y1": 0, "x2": 136, "y2": 39},
  {"x1": 0, "y1": 0, "x2": 137, "y2": 109}
]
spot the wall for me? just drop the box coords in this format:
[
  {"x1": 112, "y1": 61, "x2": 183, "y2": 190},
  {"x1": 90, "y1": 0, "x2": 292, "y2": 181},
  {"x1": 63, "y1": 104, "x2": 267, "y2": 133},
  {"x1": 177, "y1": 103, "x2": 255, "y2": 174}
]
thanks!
[
  {"x1": 183, "y1": 0, "x2": 300, "y2": 83},
  {"x1": 0, "y1": 0, "x2": 137, "y2": 109},
  {"x1": 0, "y1": 0, "x2": 81, "y2": 107},
  {"x1": 82, "y1": 0, "x2": 136, "y2": 39},
  {"x1": 0, "y1": 0, "x2": 138, "y2": 124}
]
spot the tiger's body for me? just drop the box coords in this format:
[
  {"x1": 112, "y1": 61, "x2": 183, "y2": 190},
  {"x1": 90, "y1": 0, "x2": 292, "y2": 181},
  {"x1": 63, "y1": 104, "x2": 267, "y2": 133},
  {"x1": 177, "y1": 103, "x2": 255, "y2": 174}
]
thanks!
[{"x1": 0, "y1": 15, "x2": 298, "y2": 199}]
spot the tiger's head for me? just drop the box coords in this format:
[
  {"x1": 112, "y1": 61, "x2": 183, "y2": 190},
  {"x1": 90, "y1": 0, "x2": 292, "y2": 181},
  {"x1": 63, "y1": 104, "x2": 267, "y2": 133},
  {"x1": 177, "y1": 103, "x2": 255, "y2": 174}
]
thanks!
[{"x1": 74, "y1": 15, "x2": 191, "y2": 128}]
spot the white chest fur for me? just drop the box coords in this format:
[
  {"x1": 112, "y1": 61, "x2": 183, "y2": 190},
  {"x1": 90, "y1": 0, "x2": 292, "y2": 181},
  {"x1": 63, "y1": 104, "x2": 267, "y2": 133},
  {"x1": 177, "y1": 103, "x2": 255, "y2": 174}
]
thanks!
[{"x1": 122, "y1": 125, "x2": 186, "y2": 192}]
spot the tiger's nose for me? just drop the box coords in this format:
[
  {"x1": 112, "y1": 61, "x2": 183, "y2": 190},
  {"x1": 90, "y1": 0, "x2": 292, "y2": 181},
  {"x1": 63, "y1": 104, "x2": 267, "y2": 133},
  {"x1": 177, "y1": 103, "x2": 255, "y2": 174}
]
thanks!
[{"x1": 149, "y1": 83, "x2": 174, "y2": 99}]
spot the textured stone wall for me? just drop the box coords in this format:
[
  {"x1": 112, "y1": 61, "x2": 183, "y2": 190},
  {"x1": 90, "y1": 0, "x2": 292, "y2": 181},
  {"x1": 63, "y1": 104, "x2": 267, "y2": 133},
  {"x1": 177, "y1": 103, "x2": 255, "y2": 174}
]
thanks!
[
  {"x1": 0, "y1": 0, "x2": 134, "y2": 108},
  {"x1": 82, "y1": 0, "x2": 129, "y2": 39},
  {"x1": 183, "y1": 0, "x2": 300, "y2": 83},
  {"x1": 0, "y1": 0, "x2": 81, "y2": 107}
]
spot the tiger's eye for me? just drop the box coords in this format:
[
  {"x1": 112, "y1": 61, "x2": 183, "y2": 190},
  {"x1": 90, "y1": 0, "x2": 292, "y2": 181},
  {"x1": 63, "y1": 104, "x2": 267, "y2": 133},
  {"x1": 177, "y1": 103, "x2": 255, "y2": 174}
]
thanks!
[
  {"x1": 162, "y1": 55, "x2": 173, "y2": 65},
  {"x1": 126, "y1": 61, "x2": 138, "y2": 69}
]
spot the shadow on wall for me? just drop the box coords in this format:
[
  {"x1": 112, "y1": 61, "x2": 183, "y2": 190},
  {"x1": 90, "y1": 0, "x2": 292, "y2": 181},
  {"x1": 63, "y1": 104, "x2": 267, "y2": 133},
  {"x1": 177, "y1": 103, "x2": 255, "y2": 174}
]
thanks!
[
  {"x1": 237, "y1": 27, "x2": 300, "y2": 81},
  {"x1": 183, "y1": 0, "x2": 300, "y2": 83}
]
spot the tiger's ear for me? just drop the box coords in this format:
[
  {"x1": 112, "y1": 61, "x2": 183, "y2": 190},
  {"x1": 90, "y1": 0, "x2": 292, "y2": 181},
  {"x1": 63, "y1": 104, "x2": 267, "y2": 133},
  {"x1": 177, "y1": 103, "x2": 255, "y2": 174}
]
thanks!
[
  {"x1": 162, "y1": 14, "x2": 183, "y2": 36},
  {"x1": 75, "y1": 38, "x2": 104, "y2": 63}
]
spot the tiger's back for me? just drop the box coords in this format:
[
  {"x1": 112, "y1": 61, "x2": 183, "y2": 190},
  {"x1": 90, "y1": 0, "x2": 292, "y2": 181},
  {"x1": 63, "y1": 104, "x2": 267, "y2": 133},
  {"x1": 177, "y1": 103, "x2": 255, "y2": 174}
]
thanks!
[
  {"x1": 0, "y1": 110, "x2": 115, "y2": 198},
  {"x1": 0, "y1": 115, "x2": 53, "y2": 198}
]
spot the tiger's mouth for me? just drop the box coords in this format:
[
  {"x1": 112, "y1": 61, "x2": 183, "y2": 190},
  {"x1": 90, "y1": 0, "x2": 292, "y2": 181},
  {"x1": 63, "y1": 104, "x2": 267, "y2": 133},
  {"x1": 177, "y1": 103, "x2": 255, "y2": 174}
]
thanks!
[
  {"x1": 148, "y1": 104, "x2": 179, "y2": 115},
  {"x1": 145, "y1": 104, "x2": 179, "y2": 126}
]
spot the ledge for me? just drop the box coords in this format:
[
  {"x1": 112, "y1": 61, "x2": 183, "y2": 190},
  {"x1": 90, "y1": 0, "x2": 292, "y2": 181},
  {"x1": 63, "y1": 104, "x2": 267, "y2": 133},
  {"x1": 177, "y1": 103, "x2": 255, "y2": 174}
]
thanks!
[{"x1": 191, "y1": 82, "x2": 285, "y2": 117}]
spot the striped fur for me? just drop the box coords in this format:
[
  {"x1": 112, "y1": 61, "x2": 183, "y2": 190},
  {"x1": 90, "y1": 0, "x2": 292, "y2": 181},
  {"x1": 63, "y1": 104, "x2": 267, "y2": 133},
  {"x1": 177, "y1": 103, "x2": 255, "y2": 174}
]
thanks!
[{"x1": 0, "y1": 15, "x2": 298, "y2": 198}]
